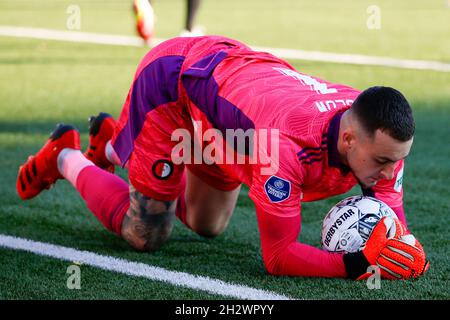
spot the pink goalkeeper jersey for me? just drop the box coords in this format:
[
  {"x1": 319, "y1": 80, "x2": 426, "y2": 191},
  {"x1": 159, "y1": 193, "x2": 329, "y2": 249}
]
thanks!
[
  {"x1": 179, "y1": 40, "x2": 405, "y2": 219},
  {"x1": 115, "y1": 36, "x2": 406, "y2": 278},
  {"x1": 177, "y1": 37, "x2": 405, "y2": 278}
]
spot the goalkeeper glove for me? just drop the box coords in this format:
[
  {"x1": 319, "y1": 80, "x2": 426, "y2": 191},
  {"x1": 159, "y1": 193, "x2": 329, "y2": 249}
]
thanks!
[
  {"x1": 377, "y1": 234, "x2": 430, "y2": 279},
  {"x1": 343, "y1": 216, "x2": 429, "y2": 280}
]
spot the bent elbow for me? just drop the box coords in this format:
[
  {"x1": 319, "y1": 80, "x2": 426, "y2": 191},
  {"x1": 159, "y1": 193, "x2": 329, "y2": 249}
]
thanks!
[{"x1": 262, "y1": 252, "x2": 284, "y2": 276}]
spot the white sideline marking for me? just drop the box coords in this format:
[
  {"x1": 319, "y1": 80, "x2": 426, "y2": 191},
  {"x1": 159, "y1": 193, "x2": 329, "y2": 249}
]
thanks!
[
  {"x1": 0, "y1": 26, "x2": 146, "y2": 47},
  {"x1": 0, "y1": 25, "x2": 449, "y2": 72},
  {"x1": 251, "y1": 46, "x2": 450, "y2": 73},
  {"x1": 0, "y1": 234, "x2": 292, "y2": 300}
]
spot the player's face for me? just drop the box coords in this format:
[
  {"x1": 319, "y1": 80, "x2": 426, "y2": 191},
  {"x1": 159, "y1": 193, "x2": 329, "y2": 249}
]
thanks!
[{"x1": 346, "y1": 129, "x2": 413, "y2": 188}]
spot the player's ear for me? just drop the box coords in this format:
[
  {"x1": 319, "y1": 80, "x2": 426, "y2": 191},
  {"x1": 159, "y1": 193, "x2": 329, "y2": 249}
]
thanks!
[
  {"x1": 341, "y1": 111, "x2": 359, "y2": 151},
  {"x1": 342, "y1": 129, "x2": 356, "y2": 150}
]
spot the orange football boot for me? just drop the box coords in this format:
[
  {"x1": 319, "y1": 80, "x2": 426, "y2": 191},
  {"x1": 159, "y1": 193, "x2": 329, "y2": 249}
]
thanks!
[
  {"x1": 84, "y1": 112, "x2": 116, "y2": 173},
  {"x1": 17, "y1": 124, "x2": 80, "y2": 200}
]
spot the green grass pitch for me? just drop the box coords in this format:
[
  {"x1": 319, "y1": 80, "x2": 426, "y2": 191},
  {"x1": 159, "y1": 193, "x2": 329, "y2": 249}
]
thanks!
[{"x1": 0, "y1": 0, "x2": 449, "y2": 299}]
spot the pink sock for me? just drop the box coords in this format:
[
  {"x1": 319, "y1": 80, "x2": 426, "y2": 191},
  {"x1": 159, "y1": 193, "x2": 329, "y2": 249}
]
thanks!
[
  {"x1": 57, "y1": 149, "x2": 129, "y2": 235},
  {"x1": 57, "y1": 148, "x2": 94, "y2": 186},
  {"x1": 76, "y1": 166, "x2": 129, "y2": 235}
]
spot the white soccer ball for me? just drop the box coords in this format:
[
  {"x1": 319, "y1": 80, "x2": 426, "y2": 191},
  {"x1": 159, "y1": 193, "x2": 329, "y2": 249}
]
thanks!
[{"x1": 321, "y1": 196, "x2": 397, "y2": 253}]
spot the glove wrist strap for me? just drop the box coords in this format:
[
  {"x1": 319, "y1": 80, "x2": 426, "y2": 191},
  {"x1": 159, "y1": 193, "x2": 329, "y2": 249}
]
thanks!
[{"x1": 343, "y1": 251, "x2": 370, "y2": 280}]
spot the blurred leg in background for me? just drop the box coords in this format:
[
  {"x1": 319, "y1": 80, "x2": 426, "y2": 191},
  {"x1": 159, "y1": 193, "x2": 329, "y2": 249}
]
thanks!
[
  {"x1": 180, "y1": 0, "x2": 204, "y2": 37},
  {"x1": 133, "y1": 0, "x2": 155, "y2": 44},
  {"x1": 134, "y1": 0, "x2": 204, "y2": 43}
]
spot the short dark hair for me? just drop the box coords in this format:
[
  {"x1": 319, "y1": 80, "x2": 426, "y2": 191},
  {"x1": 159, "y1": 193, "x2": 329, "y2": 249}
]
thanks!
[{"x1": 350, "y1": 86, "x2": 415, "y2": 141}]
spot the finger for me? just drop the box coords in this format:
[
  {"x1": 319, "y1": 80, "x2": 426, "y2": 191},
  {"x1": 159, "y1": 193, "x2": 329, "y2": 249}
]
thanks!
[
  {"x1": 386, "y1": 237, "x2": 423, "y2": 256},
  {"x1": 393, "y1": 218, "x2": 407, "y2": 237},
  {"x1": 381, "y1": 245, "x2": 416, "y2": 267},
  {"x1": 376, "y1": 255, "x2": 411, "y2": 279},
  {"x1": 366, "y1": 216, "x2": 394, "y2": 247},
  {"x1": 363, "y1": 217, "x2": 395, "y2": 263},
  {"x1": 383, "y1": 239, "x2": 427, "y2": 273},
  {"x1": 376, "y1": 261, "x2": 403, "y2": 279},
  {"x1": 382, "y1": 216, "x2": 396, "y2": 238},
  {"x1": 378, "y1": 250, "x2": 411, "y2": 271},
  {"x1": 377, "y1": 252, "x2": 427, "y2": 279}
]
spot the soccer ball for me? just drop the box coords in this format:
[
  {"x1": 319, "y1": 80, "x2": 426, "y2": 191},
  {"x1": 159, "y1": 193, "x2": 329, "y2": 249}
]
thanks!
[{"x1": 321, "y1": 195, "x2": 397, "y2": 253}]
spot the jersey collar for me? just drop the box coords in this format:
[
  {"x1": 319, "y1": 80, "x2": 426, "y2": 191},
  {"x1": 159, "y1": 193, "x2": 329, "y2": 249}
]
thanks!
[{"x1": 327, "y1": 111, "x2": 351, "y2": 174}]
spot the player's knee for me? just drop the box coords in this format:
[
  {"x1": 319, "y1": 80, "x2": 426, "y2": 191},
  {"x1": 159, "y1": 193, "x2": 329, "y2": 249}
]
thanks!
[
  {"x1": 126, "y1": 227, "x2": 172, "y2": 252},
  {"x1": 192, "y1": 223, "x2": 226, "y2": 238},
  {"x1": 189, "y1": 209, "x2": 231, "y2": 238},
  {"x1": 121, "y1": 207, "x2": 175, "y2": 252}
]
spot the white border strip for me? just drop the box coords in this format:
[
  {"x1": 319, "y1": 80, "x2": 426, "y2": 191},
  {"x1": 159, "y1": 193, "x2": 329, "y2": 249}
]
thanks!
[
  {"x1": 0, "y1": 234, "x2": 291, "y2": 300},
  {"x1": 1, "y1": 25, "x2": 449, "y2": 72}
]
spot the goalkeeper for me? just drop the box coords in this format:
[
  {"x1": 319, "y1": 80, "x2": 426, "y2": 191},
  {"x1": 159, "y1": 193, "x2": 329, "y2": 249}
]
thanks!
[{"x1": 17, "y1": 35, "x2": 429, "y2": 280}]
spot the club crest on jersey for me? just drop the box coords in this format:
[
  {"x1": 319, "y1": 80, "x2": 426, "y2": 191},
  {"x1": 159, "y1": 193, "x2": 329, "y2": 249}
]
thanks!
[
  {"x1": 152, "y1": 160, "x2": 173, "y2": 180},
  {"x1": 264, "y1": 176, "x2": 291, "y2": 203}
]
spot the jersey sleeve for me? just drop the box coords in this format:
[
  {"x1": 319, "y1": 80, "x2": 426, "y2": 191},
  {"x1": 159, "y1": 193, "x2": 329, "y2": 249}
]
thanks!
[
  {"x1": 255, "y1": 203, "x2": 347, "y2": 277},
  {"x1": 248, "y1": 137, "x2": 347, "y2": 277},
  {"x1": 362, "y1": 159, "x2": 407, "y2": 226}
]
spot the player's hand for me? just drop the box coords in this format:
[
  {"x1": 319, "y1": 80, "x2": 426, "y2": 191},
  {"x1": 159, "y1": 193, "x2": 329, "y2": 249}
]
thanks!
[
  {"x1": 376, "y1": 234, "x2": 430, "y2": 279},
  {"x1": 343, "y1": 216, "x2": 404, "y2": 279},
  {"x1": 362, "y1": 216, "x2": 405, "y2": 264}
]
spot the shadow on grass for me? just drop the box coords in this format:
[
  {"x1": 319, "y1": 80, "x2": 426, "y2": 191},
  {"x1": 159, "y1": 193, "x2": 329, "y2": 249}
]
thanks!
[{"x1": 0, "y1": 119, "x2": 90, "y2": 135}]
